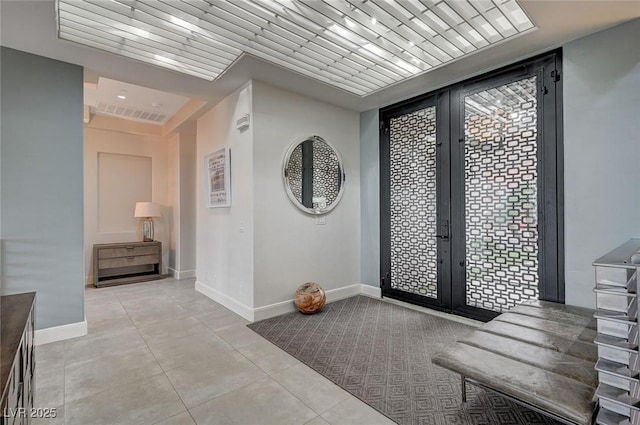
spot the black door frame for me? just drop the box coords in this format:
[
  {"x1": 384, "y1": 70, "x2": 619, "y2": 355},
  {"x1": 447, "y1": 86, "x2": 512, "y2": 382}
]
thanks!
[
  {"x1": 379, "y1": 92, "x2": 452, "y2": 313},
  {"x1": 379, "y1": 49, "x2": 564, "y2": 322}
]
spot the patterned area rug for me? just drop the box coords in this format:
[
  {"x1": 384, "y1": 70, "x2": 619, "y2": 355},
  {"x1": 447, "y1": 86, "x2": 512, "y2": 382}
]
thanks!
[{"x1": 248, "y1": 295, "x2": 560, "y2": 425}]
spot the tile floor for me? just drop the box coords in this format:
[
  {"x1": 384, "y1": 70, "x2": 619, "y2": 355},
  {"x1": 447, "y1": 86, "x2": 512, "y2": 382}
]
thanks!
[{"x1": 35, "y1": 278, "x2": 396, "y2": 425}]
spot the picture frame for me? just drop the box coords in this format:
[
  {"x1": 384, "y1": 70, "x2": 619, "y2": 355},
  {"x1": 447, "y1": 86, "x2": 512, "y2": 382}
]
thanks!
[{"x1": 205, "y1": 147, "x2": 231, "y2": 208}]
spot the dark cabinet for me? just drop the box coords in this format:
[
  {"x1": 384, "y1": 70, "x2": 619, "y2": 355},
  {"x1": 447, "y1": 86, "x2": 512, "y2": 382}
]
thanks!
[{"x1": 1, "y1": 293, "x2": 35, "y2": 425}]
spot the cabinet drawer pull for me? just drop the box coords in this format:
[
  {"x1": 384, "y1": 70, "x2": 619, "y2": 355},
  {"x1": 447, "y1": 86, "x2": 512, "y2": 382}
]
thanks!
[
  {"x1": 125, "y1": 246, "x2": 134, "y2": 250},
  {"x1": 125, "y1": 256, "x2": 135, "y2": 260}
]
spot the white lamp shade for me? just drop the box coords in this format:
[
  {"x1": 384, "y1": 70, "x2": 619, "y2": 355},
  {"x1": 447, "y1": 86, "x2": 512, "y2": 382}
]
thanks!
[{"x1": 134, "y1": 202, "x2": 161, "y2": 218}]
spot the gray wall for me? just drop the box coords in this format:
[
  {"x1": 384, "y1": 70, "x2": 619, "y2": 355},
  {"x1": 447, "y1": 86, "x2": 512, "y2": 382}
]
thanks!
[
  {"x1": 359, "y1": 19, "x2": 640, "y2": 308},
  {"x1": 563, "y1": 19, "x2": 640, "y2": 308},
  {"x1": 360, "y1": 109, "x2": 380, "y2": 287},
  {"x1": 1, "y1": 47, "x2": 84, "y2": 329}
]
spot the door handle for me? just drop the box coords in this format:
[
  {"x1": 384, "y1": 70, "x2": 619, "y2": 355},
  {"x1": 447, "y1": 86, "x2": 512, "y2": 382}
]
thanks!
[
  {"x1": 380, "y1": 272, "x2": 390, "y2": 288},
  {"x1": 436, "y1": 220, "x2": 449, "y2": 240}
]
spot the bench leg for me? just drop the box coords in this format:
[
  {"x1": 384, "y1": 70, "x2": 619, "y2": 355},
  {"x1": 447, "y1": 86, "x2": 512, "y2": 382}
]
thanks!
[{"x1": 461, "y1": 376, "x2": 467, "y2": 403}]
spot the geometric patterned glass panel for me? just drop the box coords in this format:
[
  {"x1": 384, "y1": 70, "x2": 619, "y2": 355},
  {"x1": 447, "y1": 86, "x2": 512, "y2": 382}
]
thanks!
[
  {"x1": 464, "y1": 76, "x2": 539, "y2": 312},
  {"x1": 312, "y1": 141, "x2": 341, "y2": 209},
  {"x1": 389, "y1": 107, "x2": 438, "y2": 298},
  {"x1": 286, "y1": 139, "x2": 341, "y2": 210}
]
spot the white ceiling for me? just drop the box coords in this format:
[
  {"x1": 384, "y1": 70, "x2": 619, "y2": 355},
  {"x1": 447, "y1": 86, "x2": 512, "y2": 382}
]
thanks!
[
  {"x1": 1, "y1": 1, "x2": 639, "y2": 112},
  {"x1": 85, "y1": 77, "x2": 191, "y2": 124},
  {"x1": 57, "y1": 0, "x2": 534, "y2": 96}
]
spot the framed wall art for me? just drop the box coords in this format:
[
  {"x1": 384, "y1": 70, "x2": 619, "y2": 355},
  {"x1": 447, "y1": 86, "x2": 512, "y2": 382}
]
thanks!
[{"x1": 205, "y1": 147, "x2": 231, "y2": 208}]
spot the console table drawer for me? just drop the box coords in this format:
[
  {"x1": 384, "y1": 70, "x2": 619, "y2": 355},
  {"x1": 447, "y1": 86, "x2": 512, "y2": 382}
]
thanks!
[
  {"x1": 98, "y1": 245, "x2": 159, "y2": 259},
  {"x1": 99, "y1": 254, "x2": 159, "y2": 269}
]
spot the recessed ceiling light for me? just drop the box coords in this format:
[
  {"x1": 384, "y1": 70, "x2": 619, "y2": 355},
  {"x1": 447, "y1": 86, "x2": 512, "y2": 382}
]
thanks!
[
  {"x1": 117, "y1": 90, "x2": 127, "y2": 100},
  {"x1": 409, "y1": 41, "x2": 415, "y2": 47},
  {"x1": 371, "y1": 17, "x2": 377, "y2": 25}
]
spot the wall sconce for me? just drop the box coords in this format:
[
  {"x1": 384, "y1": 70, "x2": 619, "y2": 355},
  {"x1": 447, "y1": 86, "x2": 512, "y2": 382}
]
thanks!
[{"x1": 134, "y1": 202, "x2": 161, "y2": 242}]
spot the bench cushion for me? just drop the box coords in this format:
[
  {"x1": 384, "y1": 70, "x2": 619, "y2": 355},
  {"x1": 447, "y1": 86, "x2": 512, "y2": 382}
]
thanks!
[{"x1": 432, "y1": 300, "x2": 597, "y2": 425}]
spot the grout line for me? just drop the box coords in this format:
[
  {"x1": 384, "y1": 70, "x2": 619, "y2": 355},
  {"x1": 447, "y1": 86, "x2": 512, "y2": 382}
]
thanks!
[
  {"x1": 116, "y1": 277, "x2": 257, "y2": 422},
  {"x1": 82, "y1": 280, "x2": 191, "y2": 423},
  {"x1": 149, "y1": 411, "x2": 193, "y2": 425},
  {"x1": 65, "y1": 300, "x2": 165, "y2": 391},
  {"x1": 212, "y1": 325, "x2": 262, "y2": 350},
  {"x1": 266, "y1": 377, "x2": 324, "y2": 419},
  {"x1": 122, "y1": 289, "x2": 192, "y2": 417},
  {"x1": 81, "y1": 278, "x2": 334, "y2": 424},
  {"x1": 226, "y1": 337, "x2": 331, "y2": 417},
  {"x1": 265, "y1": 357, "x2": 352, "y2": 419},
  {"x1": 185, "y1": 410, "x2": 198, "y2": 425},
  {"x1": 184, "y1": 374, "x2": 264, "y2": 412},
  {"x1": 178, "y1": 330, "x2": 298, "y2": 413},
  {"x1": 303, "y1": 416, "x2": 327, "y2": 425}
]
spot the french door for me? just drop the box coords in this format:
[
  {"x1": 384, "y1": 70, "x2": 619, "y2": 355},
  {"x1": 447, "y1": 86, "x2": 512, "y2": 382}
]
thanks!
[{"x1": 380, "y1": 51, "x2": 563, "y2": 321}]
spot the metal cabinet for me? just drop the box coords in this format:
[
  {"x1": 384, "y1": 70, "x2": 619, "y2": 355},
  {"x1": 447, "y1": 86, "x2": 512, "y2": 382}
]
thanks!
[{"x1": 594, "y1": 239, "x2": 640, "y2": 424}]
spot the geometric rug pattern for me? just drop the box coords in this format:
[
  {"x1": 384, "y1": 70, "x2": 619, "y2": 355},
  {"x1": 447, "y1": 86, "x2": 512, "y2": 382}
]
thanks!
[{"x1": 248, "y1": 295, "x2": 560, "y2": 425}]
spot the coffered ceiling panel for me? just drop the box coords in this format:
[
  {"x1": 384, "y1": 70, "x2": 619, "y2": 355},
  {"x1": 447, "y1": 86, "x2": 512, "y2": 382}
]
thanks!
[{"x1": 56, "y1": 0, "x2": 534, "y2": 96}]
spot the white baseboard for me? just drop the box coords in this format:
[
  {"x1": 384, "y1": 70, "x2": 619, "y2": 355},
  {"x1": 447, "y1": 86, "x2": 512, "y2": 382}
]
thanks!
[
  {"x1": 360, "y1": 284, "x2": 382, "y2": 298},
  {"x1": 196, "y1": 282, "x2": 382, "y2": 323},
  {"x1": 35, "y1": 319, "x2": 88, "y2": 346},
  {"x1": 325, "y1": 283, "x2": 363, "y2": 302},
  {"x1": 169, "y1": 268, "x2": 196, "y2": 280},
  {"x1": 253, "y1": 283, "x2": 381, "y2": 322},
  {"x1": 253, "y1": 299, "x2": 295, "y2": 322},
  {"x1": 195, "y1": 281, "x2": 254, "y2": 321}
]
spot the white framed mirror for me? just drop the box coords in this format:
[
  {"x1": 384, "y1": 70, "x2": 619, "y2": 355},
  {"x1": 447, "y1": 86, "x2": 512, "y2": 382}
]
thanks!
[{"x1": 282, "y1": 136, "x2": 346, "y2": 215}]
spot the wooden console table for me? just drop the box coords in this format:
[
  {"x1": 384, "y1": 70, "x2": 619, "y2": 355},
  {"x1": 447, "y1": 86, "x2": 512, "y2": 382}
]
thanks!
[{"x1": 93, "y1": 241, "x2": 162, "y2": 288}]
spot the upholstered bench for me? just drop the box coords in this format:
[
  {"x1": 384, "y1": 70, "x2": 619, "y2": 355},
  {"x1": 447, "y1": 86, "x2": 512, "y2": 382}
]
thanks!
[{"x1": 432, "y1": 300, "x2": 598, "y2": 425}]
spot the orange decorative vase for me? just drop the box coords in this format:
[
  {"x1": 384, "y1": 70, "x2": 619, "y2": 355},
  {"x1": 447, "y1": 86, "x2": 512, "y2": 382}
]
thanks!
[{"x1": 294, "y1": 282, "x2": 326, "y2": 314}]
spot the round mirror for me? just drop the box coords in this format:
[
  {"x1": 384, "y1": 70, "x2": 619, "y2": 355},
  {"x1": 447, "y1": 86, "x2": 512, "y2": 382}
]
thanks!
[{"x1": 283, "y1": 136, "x2": 346, "y2": 215}]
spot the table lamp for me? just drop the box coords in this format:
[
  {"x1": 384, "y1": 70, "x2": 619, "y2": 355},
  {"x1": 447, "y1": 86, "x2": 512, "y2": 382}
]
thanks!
[{"x1": 134, "y1": 202, "x2": 161, "y2": 242}]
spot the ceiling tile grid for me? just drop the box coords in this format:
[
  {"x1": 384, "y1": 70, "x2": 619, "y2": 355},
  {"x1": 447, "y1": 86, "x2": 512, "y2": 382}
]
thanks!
[{"x1": 56, "y1": 0, "x2": 534, "y2": 96}]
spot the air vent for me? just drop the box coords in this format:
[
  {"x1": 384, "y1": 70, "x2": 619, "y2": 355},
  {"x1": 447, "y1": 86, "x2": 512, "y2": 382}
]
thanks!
[{"x1": 95, "y1": 102, "x2": 167, "y2": 124}]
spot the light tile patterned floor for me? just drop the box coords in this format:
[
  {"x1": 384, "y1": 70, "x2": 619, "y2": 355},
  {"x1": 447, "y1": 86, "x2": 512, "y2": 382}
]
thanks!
[{"x1": 34, "y1": 278, "x2": 395, "y2": 425}]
